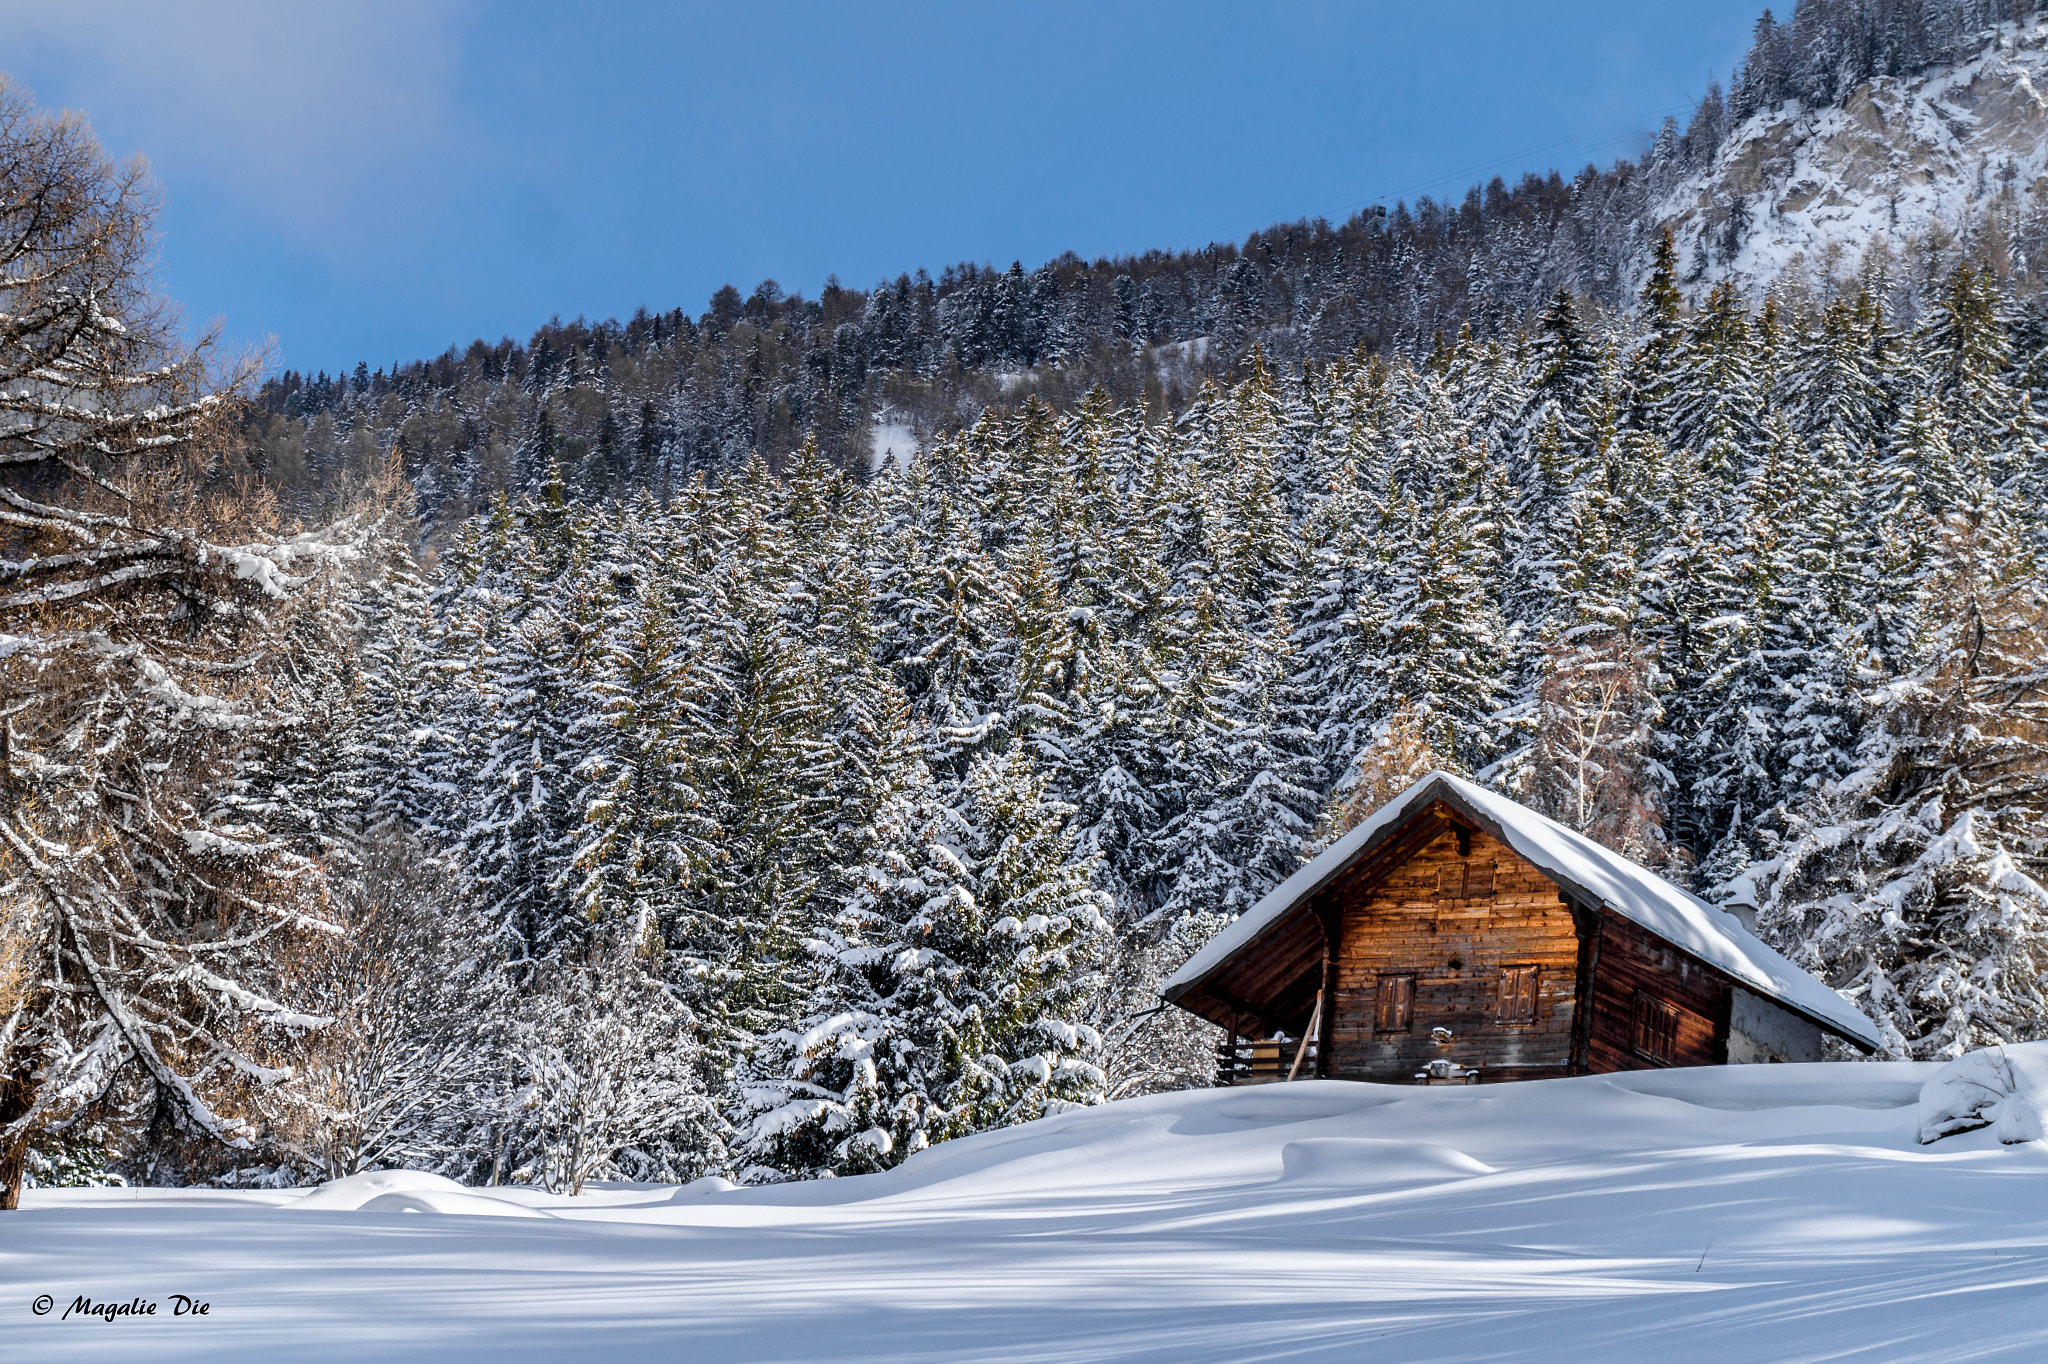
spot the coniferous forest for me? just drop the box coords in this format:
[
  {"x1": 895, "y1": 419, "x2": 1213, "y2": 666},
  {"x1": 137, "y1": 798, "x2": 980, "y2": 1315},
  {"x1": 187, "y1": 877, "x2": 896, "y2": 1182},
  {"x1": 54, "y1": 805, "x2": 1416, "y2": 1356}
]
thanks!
[
  {"x1": 239, "y1": 0, "x2": 2048, "y2": 515},
  {"x1": 7, "y1": 0, "x2": 2048, "y2": 1203}
]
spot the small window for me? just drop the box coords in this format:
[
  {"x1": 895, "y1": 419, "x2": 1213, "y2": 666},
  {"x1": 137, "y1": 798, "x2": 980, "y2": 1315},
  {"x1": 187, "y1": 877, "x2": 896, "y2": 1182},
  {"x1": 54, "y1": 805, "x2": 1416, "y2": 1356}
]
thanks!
[
  {"x1": 1632, "y1": 991, "x2": 1680, "y2": 1065},
  {"x1": 1496, "y1": 965, "x2": 1538, "y2": 1025},
  {"x1": 1468, "y1": 862, "x2": 1496, "y2": 896},
  {"x1": 1436, "y1": 862, "x2": 1466, "y2": 897},
  {"x1": 1375, "y1": 974, "x2": 1415, "y2": 1033}
]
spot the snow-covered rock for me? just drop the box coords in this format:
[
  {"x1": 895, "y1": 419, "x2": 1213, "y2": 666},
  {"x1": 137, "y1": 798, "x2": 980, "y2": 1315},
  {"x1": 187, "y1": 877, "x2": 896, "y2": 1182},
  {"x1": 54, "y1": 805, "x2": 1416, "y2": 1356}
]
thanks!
[
  {"x1": 1658, "y1": 20, "x2": 2048, "y2": 295},
  {"x1": 1918, "y1": 1041, "x2": 2048, "y2": 1144}
]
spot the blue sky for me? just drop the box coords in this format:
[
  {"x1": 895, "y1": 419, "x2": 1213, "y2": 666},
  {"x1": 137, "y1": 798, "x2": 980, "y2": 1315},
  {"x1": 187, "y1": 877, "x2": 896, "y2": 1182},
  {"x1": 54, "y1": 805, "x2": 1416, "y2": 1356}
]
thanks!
[{"x1": 6, "y1": 1, "x2": 1763, "y2": 375}]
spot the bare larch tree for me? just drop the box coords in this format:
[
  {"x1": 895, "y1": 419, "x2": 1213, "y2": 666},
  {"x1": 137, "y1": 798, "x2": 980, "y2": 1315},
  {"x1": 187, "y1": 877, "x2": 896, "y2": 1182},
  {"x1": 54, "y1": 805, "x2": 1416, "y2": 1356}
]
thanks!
[{"x1": 0, "y1": 80, "x2": 356, "y2": 1208}]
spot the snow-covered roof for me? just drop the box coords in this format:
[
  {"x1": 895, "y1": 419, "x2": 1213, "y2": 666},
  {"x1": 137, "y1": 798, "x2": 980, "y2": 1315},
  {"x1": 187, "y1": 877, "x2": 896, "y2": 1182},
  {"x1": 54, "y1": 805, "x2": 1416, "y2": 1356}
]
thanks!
[{"x1": 1164, "y1": 771, "x2": 1881, "y2": 1048}]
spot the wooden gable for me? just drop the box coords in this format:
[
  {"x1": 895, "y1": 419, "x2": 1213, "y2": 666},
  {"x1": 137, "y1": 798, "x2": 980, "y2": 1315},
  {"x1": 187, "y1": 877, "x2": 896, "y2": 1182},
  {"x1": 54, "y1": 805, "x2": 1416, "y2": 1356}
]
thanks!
[
  {"x1": 1166, "y1": 798, "x2": 1460, "y2": 1039},
  {"x1": 1320, "y1": 810, "x2": 1584, "y2": 1082}
]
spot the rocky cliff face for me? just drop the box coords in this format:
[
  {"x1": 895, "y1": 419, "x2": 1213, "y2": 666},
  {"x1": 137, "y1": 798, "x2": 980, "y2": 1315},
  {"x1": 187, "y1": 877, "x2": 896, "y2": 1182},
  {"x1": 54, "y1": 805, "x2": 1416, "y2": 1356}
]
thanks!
[{"x1": 1659, "y1": 19, "x2": 2048, "y2": 291}]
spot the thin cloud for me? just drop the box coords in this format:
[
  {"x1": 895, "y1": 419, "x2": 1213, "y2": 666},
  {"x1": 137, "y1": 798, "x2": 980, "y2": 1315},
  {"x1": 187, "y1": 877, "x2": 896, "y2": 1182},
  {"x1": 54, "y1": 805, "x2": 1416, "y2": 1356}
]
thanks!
[{"x1": 1, "y1": 0, "x2": 482, "y2": 259}]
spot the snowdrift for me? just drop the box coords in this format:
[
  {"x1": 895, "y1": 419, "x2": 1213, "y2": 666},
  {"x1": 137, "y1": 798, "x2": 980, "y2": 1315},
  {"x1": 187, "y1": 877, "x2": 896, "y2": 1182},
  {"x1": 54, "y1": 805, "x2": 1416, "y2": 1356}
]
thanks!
[
  {"x1": 14, "y1": 1058, "x2": 2048, "y2": 1362},
  {"x1": 1919, "y1": 1040, "x2": 2048, "y2": 1145}
]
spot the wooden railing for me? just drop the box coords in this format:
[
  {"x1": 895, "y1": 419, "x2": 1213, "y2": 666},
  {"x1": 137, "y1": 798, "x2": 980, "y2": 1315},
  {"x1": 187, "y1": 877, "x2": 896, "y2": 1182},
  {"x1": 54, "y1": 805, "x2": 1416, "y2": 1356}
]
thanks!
[{"x1": 1215, "y1": 1035, "x2": 1318, "y2": 1086}]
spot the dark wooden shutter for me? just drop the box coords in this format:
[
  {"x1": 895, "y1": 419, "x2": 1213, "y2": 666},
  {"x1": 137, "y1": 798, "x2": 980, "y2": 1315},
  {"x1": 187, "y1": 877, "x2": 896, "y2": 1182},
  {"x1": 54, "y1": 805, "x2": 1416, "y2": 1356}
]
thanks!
[
  {"x1": 1437, "y1": 862, "x2": 1466, "y2": 897},
  {"x1": 1632, "y1": 991, "x2": 1679, "y2": 1064},
  {"x1": 1496, "y1": 965, "x2": 1538, "y2": 1025},
  {"x1": 1375, "y1": 973, "x2": 1415, "y2": 1032}
]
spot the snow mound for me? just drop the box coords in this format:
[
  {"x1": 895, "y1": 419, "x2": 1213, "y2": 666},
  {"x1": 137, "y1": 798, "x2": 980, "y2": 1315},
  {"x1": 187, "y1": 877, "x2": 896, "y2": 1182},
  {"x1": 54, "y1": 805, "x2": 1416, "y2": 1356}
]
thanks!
[
  {"x1": 663, "y1": 1174, "x2": 738, "y2": 1200},
  {"x1": 287, "y1": 1170, "x2": 471, "y2": 1210},
  {"x1": 1278, "y1": 1137, "x2": 1494, "y2": 1185},
  {"x1": 291, "y1": 1171, "x2": 560, "y2": 1217},
  {"x1": 1918, "y1": 1042, "x2": 2048, "y2": 1145},
  {"x1": 355, "y1": 1190, "x2": 557, "y2": 1218},
  {"x1": 1614, "y1": 1061, "x2": 1923, "y2": 1112},
  {"x1": 1213, "y1": 1091, "x2": 1401, "y2": 1123}
]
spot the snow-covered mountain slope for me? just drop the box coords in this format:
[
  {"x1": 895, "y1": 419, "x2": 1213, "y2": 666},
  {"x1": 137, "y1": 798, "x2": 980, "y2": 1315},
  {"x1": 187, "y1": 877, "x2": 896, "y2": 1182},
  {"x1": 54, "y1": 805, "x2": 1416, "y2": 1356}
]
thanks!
[
  {"x1": 14, "y1": 1061, "x2": 2048, "y2": 1362},
  {"x1": 1661, "y1": 20, "x2": 2048, "y2": 292}
]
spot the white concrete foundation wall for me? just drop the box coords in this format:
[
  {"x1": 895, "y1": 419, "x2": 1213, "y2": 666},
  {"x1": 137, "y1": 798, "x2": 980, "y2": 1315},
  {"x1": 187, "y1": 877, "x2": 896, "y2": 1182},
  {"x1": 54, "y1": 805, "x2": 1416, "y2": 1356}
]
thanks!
[{"x1": 1728, "y1": 985, "x2": 1825, "y2": 1064}]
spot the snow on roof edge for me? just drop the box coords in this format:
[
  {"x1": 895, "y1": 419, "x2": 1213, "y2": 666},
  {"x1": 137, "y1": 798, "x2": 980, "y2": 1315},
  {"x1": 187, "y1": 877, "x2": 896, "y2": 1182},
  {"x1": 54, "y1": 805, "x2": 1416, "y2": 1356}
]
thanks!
[
  {"x1": 1162, "y1": 775, "x2": 1433, "y2": 996},
  {"x1": 1163, "y1": 771, "x2": 1880, "y2": 1048}
]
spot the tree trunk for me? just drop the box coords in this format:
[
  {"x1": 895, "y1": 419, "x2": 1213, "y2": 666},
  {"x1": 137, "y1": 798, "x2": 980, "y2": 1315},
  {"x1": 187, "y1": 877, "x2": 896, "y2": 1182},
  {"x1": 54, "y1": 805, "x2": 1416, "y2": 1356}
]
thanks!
[
  {"x1": 0, "y1": 1049, "x2": 38, "y2": 1210},
  {"x1": 0, "y1": 1139, "x2": 23, "y2": 1210}
]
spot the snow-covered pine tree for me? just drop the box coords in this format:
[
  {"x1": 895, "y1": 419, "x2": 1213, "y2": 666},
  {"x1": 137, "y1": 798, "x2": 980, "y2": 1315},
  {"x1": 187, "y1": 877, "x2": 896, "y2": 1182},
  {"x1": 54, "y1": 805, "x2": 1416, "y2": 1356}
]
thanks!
[
  {"x1": 465, "y1": 570, "x2": 600, "y2": 961},
  {"x1": 1063, "y1": 644, "x2": 1171, "y2": 928},
  {"x1": 1512, "y1": 287, "x2": 1605, "y2": 467},
  {"x1": 1208, "y1": 352, "x2": 1299, "y2": 612},
  {"x1": 914, "y1": 743, "x2": 1109, "y2": 1140},
  {"x1": 1503, "y1": 298, "x2": 1613, "y2": 732},
  {"x1": 1740, "y1": 420, "x2": 1866, "y2": 851},
  {"x1": 881, "y1": 500, "x2": 1014, "y2": 777},
  {"x1": 735, "y1": 761, "x2": 960, "y2": 1180},
  {"x1": 1002, "y1": 525, "x2": 1082, "y2": 769},
  {"x1": 1915, "y1": 260, "x2": 2025, "y2": 484},
  {"x1": 1779, "y1": 293, "x2": 1890, "y2": 450},
  {"x1": 1664, "y1": 279, "x2": 1765, "y2": 465},
  {"x1": 1686, "y1": 416, "x2": 1809, "y2": 885},
  {"x1": 572, "y1": 538, "x2": 716, "y2": 956},
  {"x1": 1751, "y1": 480, "x2": 2048, "y2": 1058},
  {"x1": 740, "y1": 742, "x2": 1108, "y2": 1179},
  {"x1": 1520, "y1": 431, "x2": 1667, "y2": 863},
  {"x1": 1286, "y1": 457, "x2": 1389, "y2": 801},
  {"x1": 1139, "y1": 368, "x2": 1316, "y2": 921},
  {"x1": 1138, "y1": 578, "x2": 1247, "y2": 932},
  {"x1": 662, "y1": 535, "x2": 838, "y2": 1097},
  {"x1": 1863, "y1": 393, "x2": 1956, "y2": 677},
  {"x1": 1624, "y1": 227, "x2": 1687, "y2": 432},
  {"x1": 1205, "y1": 604, "x2": 1325, "y2": 908},
  {"x1": 349, "y1": 473, "x2": 452, "y2": 839},
  {"x1": 1374, "y1": 484, "x2": 1508, "y2": 775}
]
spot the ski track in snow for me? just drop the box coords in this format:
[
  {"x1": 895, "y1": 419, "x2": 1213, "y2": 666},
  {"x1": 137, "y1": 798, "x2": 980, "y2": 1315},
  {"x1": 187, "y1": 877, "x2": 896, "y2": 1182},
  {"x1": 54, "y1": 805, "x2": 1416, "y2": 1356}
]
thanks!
[{"x1": 10, "y1": 1064, "x2": 2048, "y2": 1362}]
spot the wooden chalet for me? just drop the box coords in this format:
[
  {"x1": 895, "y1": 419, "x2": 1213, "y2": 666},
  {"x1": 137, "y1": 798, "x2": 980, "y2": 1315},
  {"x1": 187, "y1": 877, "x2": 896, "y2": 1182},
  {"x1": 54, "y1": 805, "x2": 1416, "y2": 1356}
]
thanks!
[{"x1": 1163, "y1": 773, "x2": 1880, "y2": 1085}]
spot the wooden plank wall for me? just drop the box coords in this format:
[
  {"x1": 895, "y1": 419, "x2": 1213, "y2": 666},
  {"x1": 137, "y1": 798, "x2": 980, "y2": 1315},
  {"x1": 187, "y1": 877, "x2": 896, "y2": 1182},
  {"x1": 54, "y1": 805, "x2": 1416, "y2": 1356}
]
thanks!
[
  {"x1": 1583, "y1": 909, "x2": 1730, "y2": 1073},
  {"x1": 1324, "y1": 821, "x2": 1581, "y2": 1082}
]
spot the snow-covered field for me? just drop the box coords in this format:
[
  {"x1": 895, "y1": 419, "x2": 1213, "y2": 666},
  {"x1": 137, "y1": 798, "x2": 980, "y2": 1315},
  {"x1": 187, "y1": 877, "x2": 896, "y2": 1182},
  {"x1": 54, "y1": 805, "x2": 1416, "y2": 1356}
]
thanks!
[{"x1": 10, "y1": 1063, "x2": 2048, "y2": 1362}]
